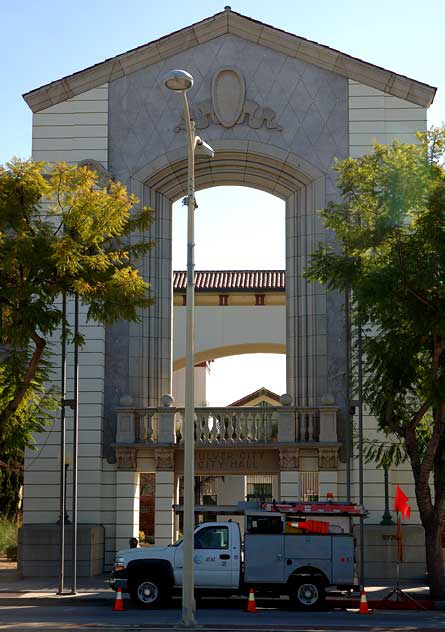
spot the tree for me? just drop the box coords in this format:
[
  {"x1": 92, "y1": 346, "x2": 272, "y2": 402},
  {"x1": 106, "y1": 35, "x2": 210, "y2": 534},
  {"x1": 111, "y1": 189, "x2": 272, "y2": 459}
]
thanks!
[
  {"x1": 0, "y1": 159, "x2": 154, "y2": 478},
  {"x1": 305, "y1": 129, "x2": 445, "y2": 599}
]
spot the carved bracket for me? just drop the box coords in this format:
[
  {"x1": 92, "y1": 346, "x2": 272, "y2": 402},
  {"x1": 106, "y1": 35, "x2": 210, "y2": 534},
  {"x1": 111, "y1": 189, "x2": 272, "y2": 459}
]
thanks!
[
  {"x1": 116, "y1": 447, "x2": 137, "y2": 470},
  {"x1": 318, "y1": 447, "x2": 339, "y2": 471},
  {"x1": 279, "y1": 447, "x2": 299, "y2": 471},
  {"x1": 155, "y1": 448, "x2": 175, "y2": 471}
]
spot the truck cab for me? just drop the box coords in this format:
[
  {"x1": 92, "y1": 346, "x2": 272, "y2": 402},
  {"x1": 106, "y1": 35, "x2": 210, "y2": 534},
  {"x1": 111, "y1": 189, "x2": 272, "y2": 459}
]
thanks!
[{"x1": 110, "y1": 521, "x2": 242, "y2": 607}]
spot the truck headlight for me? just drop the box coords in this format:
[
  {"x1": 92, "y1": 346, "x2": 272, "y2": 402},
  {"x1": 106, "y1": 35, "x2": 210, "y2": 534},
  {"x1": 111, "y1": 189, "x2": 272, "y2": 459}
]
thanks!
[{"x1": 114, "y1": 557, "x2": 126, "y2": 571}]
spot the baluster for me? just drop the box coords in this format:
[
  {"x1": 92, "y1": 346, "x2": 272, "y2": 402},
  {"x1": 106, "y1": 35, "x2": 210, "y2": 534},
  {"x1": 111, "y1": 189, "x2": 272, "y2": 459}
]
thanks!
[
  {"x1": 225, "y1": 413, "x2": 231, "y2": 443},
  {"x1": 174, "y1": 411, "x2": 182, "y2": 443},
  {"x1": 264, "y1": 412, "x2": 271, "y2": 441},
  {"x1": 235, "y1": 412, "x2": 242, "y2": 442},
  {"x1": 307, "y1": 412, "x2": 314, "y2": 442},
  {"x1": 253, "y1": 412, "x2": 264, "y2": 441},
  {"x1": 202, "y1": 412, "x2": 210, "y2": 444},
  {"x1": 134, "y1": 412, "x2": 141, "y2": 442},
  {"x1": 239, "y1": 413, "x2": 247, "y2": 442},
  {"x1": 210, "y1": 414, "x2": 218, "y2": 443},
  {"x1": 245, "y1": 413, "x2": 252, "y2": 442},
  {"x1": 144, "y1": 412, "x2": 155, "y2": 441},
  {"x1": 198, "y1": 414, "x2": 205, "y2": 443},
  {"x1": 229, "y1": 413, "x2": 236, "y2": 442},
  {"x1": 315, "y1": 411, "x2": 320, "y2": 441}
]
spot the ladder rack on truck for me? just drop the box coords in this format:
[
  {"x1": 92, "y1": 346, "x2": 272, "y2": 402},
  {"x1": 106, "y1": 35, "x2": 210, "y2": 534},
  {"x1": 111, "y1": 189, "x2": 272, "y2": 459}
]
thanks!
[
  {"x1": 173, "y1": 500, "x2": 366, "y2": 517},
  {"x1": 261, "y1": 500, "x2": 365, "y2": 516}
]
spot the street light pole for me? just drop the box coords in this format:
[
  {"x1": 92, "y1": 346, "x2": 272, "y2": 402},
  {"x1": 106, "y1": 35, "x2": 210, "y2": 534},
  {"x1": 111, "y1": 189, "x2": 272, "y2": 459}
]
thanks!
[
  {"x1": 182, "y1": 87, "x2": 196, "y2": 629},
  {"x1": 163, "y1": 69, "x2": 214, "y2": 627}
]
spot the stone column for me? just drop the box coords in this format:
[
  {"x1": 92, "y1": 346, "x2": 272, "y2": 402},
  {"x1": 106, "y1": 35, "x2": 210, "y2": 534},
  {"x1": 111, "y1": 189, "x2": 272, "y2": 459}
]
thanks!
[
  {"x1": 279, "y1": 448, "x2": 300, "y2": 501},
  {"x1": 285, "y1": 179, "x2": 328, "y2": 407},
  {"x1": 115, "y1": 448, "x2": 139, "y2": 552},
  {"x1": 154, "y1": 448, "x2": 175, "y2": 545}
]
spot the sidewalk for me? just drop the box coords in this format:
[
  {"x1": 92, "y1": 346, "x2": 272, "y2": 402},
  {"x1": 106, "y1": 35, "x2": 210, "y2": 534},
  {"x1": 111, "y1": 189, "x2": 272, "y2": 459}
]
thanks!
[{"x1": 0, "y1": 561, "x2": 431, "y2": 606}]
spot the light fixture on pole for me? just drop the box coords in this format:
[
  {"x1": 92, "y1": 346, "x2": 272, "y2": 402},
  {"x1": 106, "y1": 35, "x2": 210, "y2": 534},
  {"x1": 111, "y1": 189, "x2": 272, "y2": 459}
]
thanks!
[{"x1": 162, "y1": 68, "x2": 214, "y2": 627}]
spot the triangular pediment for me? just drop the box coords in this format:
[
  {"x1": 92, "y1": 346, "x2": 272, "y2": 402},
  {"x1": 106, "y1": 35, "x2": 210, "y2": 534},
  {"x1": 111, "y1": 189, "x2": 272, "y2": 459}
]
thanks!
[{"x1": 23, "y1": 8, "x2": 436, "y2": 112}]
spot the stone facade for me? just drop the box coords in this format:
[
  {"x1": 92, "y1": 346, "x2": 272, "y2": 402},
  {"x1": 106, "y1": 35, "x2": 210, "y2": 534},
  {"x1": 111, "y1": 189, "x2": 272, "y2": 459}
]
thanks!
[{"x1": 21, "y1": 8, "x2": 432, "y2": 577}]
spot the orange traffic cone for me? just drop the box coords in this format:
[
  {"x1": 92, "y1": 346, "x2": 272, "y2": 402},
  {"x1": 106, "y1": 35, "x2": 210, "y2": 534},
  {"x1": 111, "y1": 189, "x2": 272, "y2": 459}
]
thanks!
[
  {"x1": 246, "y1": 588, "x2": 257, "y2": 613},
  {"x1": 359, "y1": 588, "x2": 370, "y2": 614},
  {"x1": 112, "y1": 586, "x2": 125, "y2": 611}
]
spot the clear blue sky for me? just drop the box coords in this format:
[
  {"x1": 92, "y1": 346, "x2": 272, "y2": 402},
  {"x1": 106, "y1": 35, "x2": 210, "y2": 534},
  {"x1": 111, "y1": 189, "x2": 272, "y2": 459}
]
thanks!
[
  {"x1": 2, "y1": 0, "x2": 444, "y2": 405},
  {"x1": 1, "y1": 0, "x2": 444, "y2": 164}
]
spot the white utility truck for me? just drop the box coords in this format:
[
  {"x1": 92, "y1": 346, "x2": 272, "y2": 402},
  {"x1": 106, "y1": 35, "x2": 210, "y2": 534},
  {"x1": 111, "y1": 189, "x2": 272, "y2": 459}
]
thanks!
[{"x1": 110, "y1": 500, "x2": 363, "y2": 610}]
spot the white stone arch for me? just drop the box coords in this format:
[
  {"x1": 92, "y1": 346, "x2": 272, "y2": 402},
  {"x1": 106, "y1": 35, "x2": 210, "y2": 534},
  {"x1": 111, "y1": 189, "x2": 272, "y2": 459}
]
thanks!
[
  {"x1": 173, "y1": 342, "x2": 286, "y2": 371},
  {"x1": 125, "y1": 140, "x2": 330, "y2": 410}
]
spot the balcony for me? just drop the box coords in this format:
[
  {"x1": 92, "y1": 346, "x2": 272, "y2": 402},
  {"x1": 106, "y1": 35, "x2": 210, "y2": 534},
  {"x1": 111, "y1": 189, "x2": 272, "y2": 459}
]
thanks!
[{"x1": 115, "y1": 404, "x2": 337, "y2": 446}]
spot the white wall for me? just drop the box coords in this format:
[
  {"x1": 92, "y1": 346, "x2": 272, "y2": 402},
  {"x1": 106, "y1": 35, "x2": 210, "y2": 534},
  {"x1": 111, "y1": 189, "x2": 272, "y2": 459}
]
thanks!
[
  {"x1": 349, "y1": 79, "x2": 427, "y2": 158},
  {"x1": 173, "y1": 305, "x2": 286, "y2": 362},
  {"x1": 32, "y1": 85, "x2": 108, "y2": 166}
]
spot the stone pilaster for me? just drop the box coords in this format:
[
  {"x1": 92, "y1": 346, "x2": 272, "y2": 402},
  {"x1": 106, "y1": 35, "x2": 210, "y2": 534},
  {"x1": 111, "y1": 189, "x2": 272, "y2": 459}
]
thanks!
[
  {"x1": 285, "y1": 178, "x2": 328, "y2": 408},
  {"x1": 154, "y1": 448, "x2": 175, "y2": 545},
  {"x1": 279, "y1": 447, "x2": 299, "y2": 501},
  {"x1": 115, "y1": 470, "x2": 140, "y2": 552}
]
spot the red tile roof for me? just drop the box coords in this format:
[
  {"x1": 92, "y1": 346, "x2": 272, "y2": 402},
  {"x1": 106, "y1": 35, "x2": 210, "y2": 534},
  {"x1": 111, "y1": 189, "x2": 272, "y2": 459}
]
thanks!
[{"x1": 173, "y1": 270, "x2": 285, "y2": 292}]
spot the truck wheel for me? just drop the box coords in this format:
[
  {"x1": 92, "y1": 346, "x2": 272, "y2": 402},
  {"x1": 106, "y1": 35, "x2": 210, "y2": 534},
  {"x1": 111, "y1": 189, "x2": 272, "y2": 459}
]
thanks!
[
  {"x1": 129, "y1": 576, "x2": 168, "y2": 609},
  {"x1": 290, "y1": 579, "x2": 325, "y2": 610}
]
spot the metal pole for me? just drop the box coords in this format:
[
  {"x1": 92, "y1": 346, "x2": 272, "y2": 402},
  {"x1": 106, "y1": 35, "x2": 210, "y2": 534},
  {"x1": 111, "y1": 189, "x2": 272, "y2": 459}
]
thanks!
[
  {"x1": 57, "y1": 293, "x2": 67, "y2": 595},
  {"x1": 345, "y1": 287, "x2": 352, "y2": 502},
  {"x1": 380, "y1": 467, "x2": 394, "y2": 525},
  {"x1": 70, "y1": 293, "x2": 79, "y2": 594},
  {"x1": 358, "y1": 325, "x2": 365, "y2": 589},
  {"x1": 181, "y1": 90, "x2": 196, "y2": 627}
]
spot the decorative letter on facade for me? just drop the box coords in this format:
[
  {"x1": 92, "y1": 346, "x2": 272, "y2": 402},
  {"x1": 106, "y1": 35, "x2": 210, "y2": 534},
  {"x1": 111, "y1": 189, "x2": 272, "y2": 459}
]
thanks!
[{"x1": 176, "y1": 68, "x2": 281, "y2": 131}]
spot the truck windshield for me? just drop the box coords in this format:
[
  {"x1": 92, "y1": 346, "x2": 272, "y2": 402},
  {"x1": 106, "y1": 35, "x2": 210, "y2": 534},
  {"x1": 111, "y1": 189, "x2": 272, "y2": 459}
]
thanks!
[{"x1": 172, "y1": 537, "x2": 183, "y2": 547}]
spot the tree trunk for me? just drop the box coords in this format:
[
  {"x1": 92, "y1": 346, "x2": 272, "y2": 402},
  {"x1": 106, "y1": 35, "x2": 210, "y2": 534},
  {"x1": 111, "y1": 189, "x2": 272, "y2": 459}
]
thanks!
[
  {"x1": 424, "y1": 519, "x2": 445, "y2": 599},
  {"x1": 0, "y1": 333, "x2": 46, "y2": 443}
]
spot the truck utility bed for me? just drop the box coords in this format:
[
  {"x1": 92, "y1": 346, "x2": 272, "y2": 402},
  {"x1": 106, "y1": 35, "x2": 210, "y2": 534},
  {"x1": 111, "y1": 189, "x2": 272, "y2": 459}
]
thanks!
[{"x1": 244, "y1": 533, "x2": 354, "y2": 584}]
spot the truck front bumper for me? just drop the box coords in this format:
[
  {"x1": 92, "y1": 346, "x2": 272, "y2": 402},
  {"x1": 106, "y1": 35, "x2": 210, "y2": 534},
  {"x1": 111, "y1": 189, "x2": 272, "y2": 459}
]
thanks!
[{"x1": 109, "y1": 571, "x2": 128, "y2": 593}]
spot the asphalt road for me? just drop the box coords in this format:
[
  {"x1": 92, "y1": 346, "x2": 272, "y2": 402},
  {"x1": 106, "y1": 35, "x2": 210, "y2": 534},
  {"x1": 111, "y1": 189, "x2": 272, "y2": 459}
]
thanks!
[{"x1": 1, "y1": 602, "x2": 445, "y2": 631}]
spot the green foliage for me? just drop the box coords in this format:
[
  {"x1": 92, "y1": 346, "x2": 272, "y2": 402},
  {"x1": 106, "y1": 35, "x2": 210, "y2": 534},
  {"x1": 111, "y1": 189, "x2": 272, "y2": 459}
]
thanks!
[
  {"x1": 305, "y1": 127, "x2": 445, "y2": 507},
  {"x1": 0, "y1": 518, "x2": 17, "y2": 557},
  {"x1": 0, "y1": 159, "x2": 155, "y2": 461}
]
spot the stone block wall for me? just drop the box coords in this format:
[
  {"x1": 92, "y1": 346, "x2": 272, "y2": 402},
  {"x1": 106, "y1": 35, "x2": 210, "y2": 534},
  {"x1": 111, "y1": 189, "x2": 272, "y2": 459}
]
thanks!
[{"x1": 18, "y1": 524, "x2": 105, "y2": 578}]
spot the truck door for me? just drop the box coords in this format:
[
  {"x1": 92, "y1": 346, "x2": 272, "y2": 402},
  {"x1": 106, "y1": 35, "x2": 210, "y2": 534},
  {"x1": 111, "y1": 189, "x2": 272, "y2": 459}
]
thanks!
[
  {"x1": 244, "y1": 534, "x2": 284, "y2": 583},
  {"x1": 174, "y1": 524, "x2": 234, "y2": 588},
  {"x1": 331, "y1": 536, "x2": 354, "y2": 584}
]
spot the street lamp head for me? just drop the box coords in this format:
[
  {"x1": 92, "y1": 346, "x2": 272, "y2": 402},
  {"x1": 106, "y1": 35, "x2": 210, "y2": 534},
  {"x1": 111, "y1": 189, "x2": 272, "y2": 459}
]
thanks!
[
  {"x1": 195, "y1": 137, "x2": 215, "y2": 159},
  {"x1": 163, "y1": 69, "x2": 194, "y2": 92}
]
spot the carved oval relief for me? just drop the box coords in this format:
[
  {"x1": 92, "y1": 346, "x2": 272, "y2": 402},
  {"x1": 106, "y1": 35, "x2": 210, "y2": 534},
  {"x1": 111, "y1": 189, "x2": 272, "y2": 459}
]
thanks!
[{"x1": 212, "y1": 68, "x2": 246, "y2": 128}]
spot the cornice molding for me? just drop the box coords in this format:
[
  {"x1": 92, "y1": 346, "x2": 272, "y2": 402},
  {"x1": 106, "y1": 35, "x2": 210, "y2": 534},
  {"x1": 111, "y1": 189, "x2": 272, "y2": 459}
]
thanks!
[{"x1": 23, "y1": 9, "x2": 435, "y2": 113}]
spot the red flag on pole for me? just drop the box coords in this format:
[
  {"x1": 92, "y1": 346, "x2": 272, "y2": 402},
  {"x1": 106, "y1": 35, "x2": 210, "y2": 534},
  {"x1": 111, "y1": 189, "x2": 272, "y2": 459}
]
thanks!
[{"x1": 394, "y1": 485, "x2": 411, "y2": 520}]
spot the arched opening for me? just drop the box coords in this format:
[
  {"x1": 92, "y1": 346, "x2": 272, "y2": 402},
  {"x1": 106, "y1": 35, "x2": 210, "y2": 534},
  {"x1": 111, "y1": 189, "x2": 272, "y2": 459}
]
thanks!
[
  {"x1": 171, "y1": 184, "x2": 286, "y2": 408},
  {"x1": 134, "y1": 145, "x2": 331, "y2": 544}
]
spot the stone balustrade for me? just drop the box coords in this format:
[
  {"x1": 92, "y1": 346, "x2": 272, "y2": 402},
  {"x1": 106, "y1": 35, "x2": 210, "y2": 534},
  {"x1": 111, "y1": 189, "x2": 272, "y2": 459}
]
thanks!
[{"x1": 115, "y1": 403, "x2": 337, "y2": 446}]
